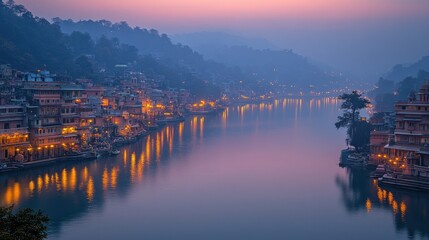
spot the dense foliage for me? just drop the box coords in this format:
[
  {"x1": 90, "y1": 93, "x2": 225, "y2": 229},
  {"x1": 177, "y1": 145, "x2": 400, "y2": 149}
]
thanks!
[
  {"x1": 371, "y1": 70, "x2": 429, "y2": 112},
  {"x1": 0, "y1": 1, "x2": 74, "y2": 73},
  {"x1": 335, "y1": 91, "x2": 371, "y2": 151},
  {"x1": 384, "y1": 56, "x2": 429, "y2": 82},
  {"x1": 0, "y1": 1, "x2": 227, "y2": 97},
  {"x1": 55, "y1": 19, "x2": 250, "y2": 86},
  {"x1": 0, "y1": 205, "x2": 49, "y2": 240}
]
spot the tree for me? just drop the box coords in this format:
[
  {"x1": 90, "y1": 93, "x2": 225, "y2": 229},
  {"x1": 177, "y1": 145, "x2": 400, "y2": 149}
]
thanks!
[
  {"x1": 0, "y1": 205, "x2": 49, "y2": 240},
  {"x1": 350, "y1": 120, "x2": 372, "y2": 151},
  {"x1": 335, "y1": 91, "x2": 370, "y2": 149}
]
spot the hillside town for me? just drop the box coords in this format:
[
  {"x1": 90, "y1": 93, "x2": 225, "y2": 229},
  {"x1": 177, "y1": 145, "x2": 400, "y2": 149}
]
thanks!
[
  {"x1": 0, "y1": 64, "x2": 233, "y2": 169},
  {"x1": 369, "y1": 81, "x2": 429, "y2": 189}
]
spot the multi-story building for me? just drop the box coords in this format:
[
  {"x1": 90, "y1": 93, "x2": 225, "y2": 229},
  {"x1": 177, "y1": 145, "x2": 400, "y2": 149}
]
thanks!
[
  {"x1": 384, "y1": 81, "x2": 429, "y2": 176},
  {"x1": 59, "y1": 84, "x2": 83, "y2": 152},
  {"x1": 24, "y1": 81, "x2": 63, "y2": 160},
  {"x1": 369, "y1": 112, "x2": 394, "y2": 164},
  {"x1": 0, "y1": 105, "x2": 30, "y2": 162}
]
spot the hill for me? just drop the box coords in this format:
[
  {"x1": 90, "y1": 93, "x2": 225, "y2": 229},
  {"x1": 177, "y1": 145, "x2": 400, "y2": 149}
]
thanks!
[
  {"x1": 0, "y1": 1, "x2": 74, "y2": 73},
  {"x1": 171, "y1": 31, "x2": 339, "y2": 90},
  {"x1": 384, "y1": 56, "x2": 429, "y2": 82}
]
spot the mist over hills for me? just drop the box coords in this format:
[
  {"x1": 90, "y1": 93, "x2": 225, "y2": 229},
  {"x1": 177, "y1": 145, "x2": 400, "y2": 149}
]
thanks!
[
  {"x1": 383, "y1": 56, "x2": 429, "y2": 82},
  {"x1": 0, "y1": 0, "x2": 346, "y2": 95},
  {"x1": 371, "y1": 55, "x2": 429, "y2": 112},
  {"x1": 56, "y1": 20, "x2": 342, "y2": 90},
  {"x1": 173, "y1": 31, "x2": 279, "y2": 50},
  {"x1": 172, "y1": 31, "x2": 342, "y2": 89}
]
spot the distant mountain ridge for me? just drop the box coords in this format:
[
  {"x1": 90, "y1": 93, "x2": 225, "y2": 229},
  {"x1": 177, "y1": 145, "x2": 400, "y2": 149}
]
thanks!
[
  {"x1": 56, "y1": 21, "x2": 339, "y2": 90},
  {"x1": 172, "y1": 31, "x2": 339, "y2": 89},
  {"x1": 172, "y1": 31, "x2": 279, "y2": 50},
  {"x1": 55, "y1": 19, "x2": 248, "y2": 85},
  {"x1": 384, "y1": 56, "x2": 429, "y2": 82}
]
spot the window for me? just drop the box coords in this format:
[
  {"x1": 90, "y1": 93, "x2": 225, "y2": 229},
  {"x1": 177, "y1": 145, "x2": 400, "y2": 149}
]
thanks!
[
  {"x1": 4, "y1": 123, "x2": 9, "y2": 129},
  {"x1": 402, "y1": 106, "x2": 406, "y2": 110}
]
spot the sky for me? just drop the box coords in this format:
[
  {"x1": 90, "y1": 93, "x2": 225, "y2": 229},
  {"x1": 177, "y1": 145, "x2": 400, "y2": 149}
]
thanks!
[{"x1": 15, "y1": 0, "x2": 429, "y2": 81}]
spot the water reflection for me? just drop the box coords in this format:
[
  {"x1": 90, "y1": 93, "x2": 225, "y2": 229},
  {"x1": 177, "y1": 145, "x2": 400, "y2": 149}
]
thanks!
[
  {"x1": 337, "y1": 167, "x2": 429, "y2": 239},
  {"x1": 0, "y1": 97, "x2": 342, "y2": 238}
]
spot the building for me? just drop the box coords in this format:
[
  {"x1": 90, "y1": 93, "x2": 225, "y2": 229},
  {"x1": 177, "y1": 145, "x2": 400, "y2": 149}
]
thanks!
[
  {"x1": 384, "y1": 81, "x2": 429, "y2": 176},
  {"x1": 0, "y1": 105, "x2": 30, "y2": 162},
  {"x1": 369, "y1": 112, "x2": 394, "y2": 164}
]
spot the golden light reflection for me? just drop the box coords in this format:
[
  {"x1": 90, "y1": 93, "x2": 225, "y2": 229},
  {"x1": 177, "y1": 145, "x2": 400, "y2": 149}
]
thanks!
[
  {"x1": 123, "y1": 149, "x2": 128, "y2": 167},
  {"x1": 87, "y1": 177, "x2": 94, "y2": 202},
  {"x1": 54, "y1": 173, "x2": 61, "y2": 192},
  {"x1": 388, "y1": 192, "x2": 393, "y2": 204},
  {"x1": 222, "y1": 108, "x2": 228, "y2": 129},
  {"x1": 111, "y1": 167, "x2": 118, "y2": 189},
  {"x1": 168, "y1": 127, "x2": 174, "y2": 154},
  {"x1": 377, "y1": 188, "x2": 383, "y2": 203},
  {"x1": 131, "y1": 152, "x2": 136, "y2": 181},
  {"x1": 365, "y1": 198, "x2": 372, "y2": 213},
  {"x1": 29, "y1": 180, "x2": 35, "y2": 193},
  {"x1": 37, "y1": 175, "x2": 43, "y2": 192},
  {"x1": 392, "y1": 200, "x2": 398, "y2": 214},
  {"x1": 70, "y1": 167, "x2": 77, "y2": 190},
  {"x1": 400, "y1": 201, "x2": 407, "y2": 219},
  {"x1": 146, "y1": 135, "x2": 151, "y2": 161},
  {"x1": 191, "y1": 116, "x2": 198, "y2": 139},
  {"x1": 179, "y1": 122, "x2": 184, "y2": 144},
  {"x1": 4, "y1": 185, "x2": 13, "y2": 205},
  {"x1": 156, "y1": 133, "x2": 161, "y2": 161},
  {"x1": 61, "y1": 168, "x2": 68, "y2": 191},
  {"x1": 200, "y1": 117, "x2": 205, "y2": 138},
  {"x1": 102, "y1": 167, "x2": 109, "y2": 190},
  {"x1": 82, "y1": 166, "x2": 88, "y2": 181},
  {"x1": 44, "y1": 173, "x2": 50, "y2": 189}
]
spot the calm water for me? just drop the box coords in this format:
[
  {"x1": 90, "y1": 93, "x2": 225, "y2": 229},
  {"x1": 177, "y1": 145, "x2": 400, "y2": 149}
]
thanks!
[{"x1": 1, "y1": 98, "x2": 428, "y2": 240}]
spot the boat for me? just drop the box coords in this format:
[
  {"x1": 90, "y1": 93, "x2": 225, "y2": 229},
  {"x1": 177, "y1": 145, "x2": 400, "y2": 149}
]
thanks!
[
  {"x1": 187, "y1": 109, "x2": 215, "y2": 115},
  {"x1": 339, "y1": 150, "x2": 367, "y2": 167},
  {"x1": 378, "y1": 174, "x2": 429, "y2": 191},
  {"x1": 110, "y1": 149, "x2": 120, "y2": 155},
  {"x1": 157, "y1": 116, "x2": 185, "y2": 125}
]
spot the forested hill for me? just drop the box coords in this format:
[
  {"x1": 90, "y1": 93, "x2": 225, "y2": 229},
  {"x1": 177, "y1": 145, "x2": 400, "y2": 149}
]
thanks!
[
  {"x1": 384, "y1": 56, "x2": 429, "y2": 82},
  {"x1": 0, "y1": 1, "x2": 240, "y2": 97},
  {"x1": 172, "y1": 31, "x2": 341, "y2": 89},
  {"x1": 56, "y1": 19, "x2": 201, "y2": 63},
  {"x1": 0, "y1": 1, "x2": 74, "y2": 73},
  {"x1": 55, "y1": 19, "x2": 249, "y2": 85},
  {"x1": 56, "y1": 20, "x2": 341, "y2": 90}
]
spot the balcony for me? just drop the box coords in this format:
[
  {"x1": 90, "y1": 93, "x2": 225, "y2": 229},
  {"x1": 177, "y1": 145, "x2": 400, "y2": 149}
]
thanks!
[
  {"x1": 41, "y1": 122, "x2": 61, "y2": 127},
  {"x1": 413, "y1": 165, "x2": 429, "y2": 173},
  {"x1": 0, "y1": 127, "x2": 29, "y2": 135},
  {"x1": 395, "y1": 129, "x2": 426, "y2": 136}
]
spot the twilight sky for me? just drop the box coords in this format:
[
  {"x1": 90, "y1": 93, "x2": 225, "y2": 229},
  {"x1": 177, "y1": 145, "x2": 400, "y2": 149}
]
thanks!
[{"x1": 16, "y1": 0, "x2": 429, "y2": 81}]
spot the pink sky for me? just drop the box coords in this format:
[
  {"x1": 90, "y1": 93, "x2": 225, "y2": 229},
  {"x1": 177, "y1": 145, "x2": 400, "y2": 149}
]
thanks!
[
  {"x1": 14, "y1": 0, "x2": 429, "y2": 80},
  {"x1": 15, "y1": 0, "x2": 429, "y2": 30}
]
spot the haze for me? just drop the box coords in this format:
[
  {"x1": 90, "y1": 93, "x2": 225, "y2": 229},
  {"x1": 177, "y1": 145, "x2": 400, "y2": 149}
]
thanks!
[{"x1": 16, "y1": 0, "x2": 429, "y2": 81}]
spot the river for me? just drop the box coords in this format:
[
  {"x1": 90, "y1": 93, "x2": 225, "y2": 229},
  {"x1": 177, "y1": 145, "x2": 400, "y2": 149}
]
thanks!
[{"x1": 1, "y1": 98, "x2": 428, "y2": 240}]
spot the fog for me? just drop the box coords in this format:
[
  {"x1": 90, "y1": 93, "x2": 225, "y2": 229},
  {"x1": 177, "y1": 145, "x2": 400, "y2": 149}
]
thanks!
[{"x1": 15, "y1": 0, "x2": 429, "y2": 82}]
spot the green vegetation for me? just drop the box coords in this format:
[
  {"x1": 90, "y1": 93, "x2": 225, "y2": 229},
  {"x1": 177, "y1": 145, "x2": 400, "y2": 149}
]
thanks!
[
  {"x1": 0, "y1": 1, "x2": 231, "y2": 97},
  {"x1": 335, "y1": 91, "x2": 371, "y2": 151},
  {"x1": 0, "y1": 205, "x2": 49, "y2": 240},
  {"x1": 371, "y1": 70, "x2": 429, "y2": 112}
]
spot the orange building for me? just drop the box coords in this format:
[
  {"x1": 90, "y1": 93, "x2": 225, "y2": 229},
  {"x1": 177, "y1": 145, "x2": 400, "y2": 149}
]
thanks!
[
  {"x1": 384, "y1": 82, "x2": 429, "y2": 176},
  {"x1": 0, "y1": 105, "x2": 30, "y2": 162}
]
